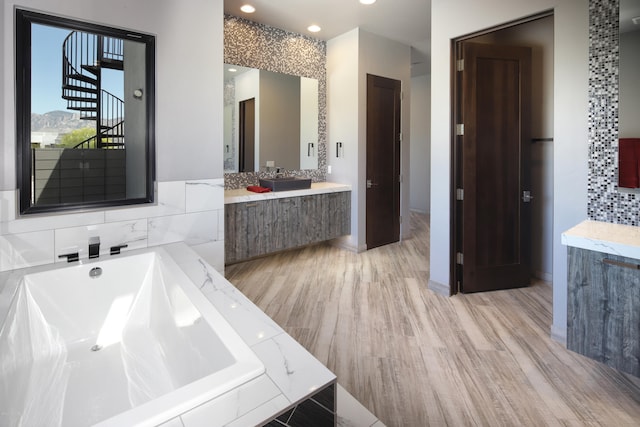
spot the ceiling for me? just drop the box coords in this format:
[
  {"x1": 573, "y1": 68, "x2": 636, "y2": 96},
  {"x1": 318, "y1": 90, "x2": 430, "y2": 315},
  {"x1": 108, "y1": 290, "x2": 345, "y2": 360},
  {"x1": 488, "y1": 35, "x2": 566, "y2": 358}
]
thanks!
[{"x1": 223, "y1": 0, "x2": 431, "y2": 76}]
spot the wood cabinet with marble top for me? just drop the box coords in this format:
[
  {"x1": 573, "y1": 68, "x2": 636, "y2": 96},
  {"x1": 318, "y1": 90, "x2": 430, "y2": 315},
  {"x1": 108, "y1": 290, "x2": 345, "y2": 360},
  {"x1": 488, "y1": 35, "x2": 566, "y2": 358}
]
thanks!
[
  {"x1": 224, "y1": 183, "x2": 351, "y2": 264},
  {"x1": 562, "y1": 220, "x2": 640, "y2": 377}
]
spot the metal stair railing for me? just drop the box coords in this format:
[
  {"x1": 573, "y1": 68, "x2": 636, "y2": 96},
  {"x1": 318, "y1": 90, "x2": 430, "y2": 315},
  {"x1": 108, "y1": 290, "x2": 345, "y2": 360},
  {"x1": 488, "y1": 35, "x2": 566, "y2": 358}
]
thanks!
[{"x1": 62, "y1": 31, "x2": 125, "y2": 148}]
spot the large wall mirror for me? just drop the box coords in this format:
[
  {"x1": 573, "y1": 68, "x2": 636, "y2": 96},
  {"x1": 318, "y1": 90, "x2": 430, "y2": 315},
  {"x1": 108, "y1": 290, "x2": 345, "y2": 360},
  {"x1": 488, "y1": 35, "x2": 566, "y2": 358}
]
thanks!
[
  {"x1": 16, "y1": 9, "x2": 155, "y2": 214},
  {"x1": 618, "y1": 0, "x2": 640, "y2": 188},
  {"x1": 223, "y1": 64, "x2": 319, "y2": 173}
]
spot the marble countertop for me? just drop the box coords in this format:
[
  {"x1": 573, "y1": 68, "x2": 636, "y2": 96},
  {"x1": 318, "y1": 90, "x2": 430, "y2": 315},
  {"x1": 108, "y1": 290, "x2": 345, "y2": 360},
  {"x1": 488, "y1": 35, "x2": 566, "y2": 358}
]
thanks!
[
  {"x1": 0, "y1": 243, "x2": 336, "y2": 427},
  {"x1": 225, "y1": 182, "x2": 351, "y2": 204},
  {"x1": 561, "y1": 220, "x2": 640, "y2": 259}
]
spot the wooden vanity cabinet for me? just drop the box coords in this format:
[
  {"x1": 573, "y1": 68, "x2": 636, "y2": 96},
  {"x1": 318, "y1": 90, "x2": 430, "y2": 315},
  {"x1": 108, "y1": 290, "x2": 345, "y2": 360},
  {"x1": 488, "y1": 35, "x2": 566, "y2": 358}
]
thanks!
[
  {"x1": 567, "y1": 246, "x2": 640, "y2": 377},
  {"x1": 225, "y1": 191, "x2": 350, "y2": 264}
]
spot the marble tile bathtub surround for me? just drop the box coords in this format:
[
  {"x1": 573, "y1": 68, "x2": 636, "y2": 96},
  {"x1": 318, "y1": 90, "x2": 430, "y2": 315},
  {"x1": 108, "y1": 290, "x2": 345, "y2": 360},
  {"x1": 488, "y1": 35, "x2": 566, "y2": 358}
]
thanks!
[
  {"x1": 148, "y1": 211, "x2": 219, "y2": 247},
  {"x1": 0, "y1": 179, "x2": 225, "y2": 272},
  {"x1": 0, "y1": 230, "x2": 54, "y2": 270},
  {"x1": 185, "y1": 179, "x2": 226, "y2": 212},
  {"x1": 0, "y1": 242, "x2": 339, "y2": 426},
  {"x1": 105, "y1": 180, "x2": 187, "y2": 223},
  {"x1": 54, "y1": 219, "x2": 148, "y2": 261},
  {"x1": 160, "y1": 243, "x2": 338, "y2": 426}
]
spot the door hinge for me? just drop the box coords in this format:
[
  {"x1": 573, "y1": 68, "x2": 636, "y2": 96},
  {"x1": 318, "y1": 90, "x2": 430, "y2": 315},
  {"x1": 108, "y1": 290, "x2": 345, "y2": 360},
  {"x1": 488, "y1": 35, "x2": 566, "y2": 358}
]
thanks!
[
  {"x1": 456, "y1": 124, "x2": 464, "y2": 136},
  {"x1": 456, "y1": 188, "x2": 464, "y2": 201},
  {"x1": 399, "y1": 132, "x2": 402, "y2": 143},
  {"x1": 399, "y1": 215, "x2": 403, "y2": 224},
  {"x1": 456, "y1": 252, "x2": 464, "y2": 265},
  {"x1": 399, "y1": 174, "x2": 403, "y2": 183},
  {"x1": 457, "y1": 59, "x2": 464, "y2": 72}
]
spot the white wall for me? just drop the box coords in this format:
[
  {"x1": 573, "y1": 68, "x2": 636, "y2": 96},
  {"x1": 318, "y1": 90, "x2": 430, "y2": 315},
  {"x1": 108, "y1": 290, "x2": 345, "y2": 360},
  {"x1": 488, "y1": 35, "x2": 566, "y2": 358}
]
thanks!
[
  {"x1": 0, "y1": 0, "x2": 226, "y2": 272},
  {"x1": 327, "y1": 29, "x2": 361, "y2": 250},
  {"x1": 300, "y1": 77, "x2": 319, "y2": 170},
  {"x1": 410, "y1": 74, "x2": 430, "y2": 214},
  {"x1": 430, "y1": 0, "x2": 589, "y2": 343},
  {"x1": 327, "y1": 28, "x2": 412, "y2": 251}
]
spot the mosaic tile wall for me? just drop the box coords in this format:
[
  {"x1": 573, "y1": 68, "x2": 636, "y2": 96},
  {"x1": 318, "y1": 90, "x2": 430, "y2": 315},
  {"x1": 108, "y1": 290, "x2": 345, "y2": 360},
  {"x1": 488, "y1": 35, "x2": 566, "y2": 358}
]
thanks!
[
  {"x1": 588, "y1": 0, "x2": 640, "y2": 224},
  {"x1": 223, "y1": 15, "x2": 327, "y2": 190}
]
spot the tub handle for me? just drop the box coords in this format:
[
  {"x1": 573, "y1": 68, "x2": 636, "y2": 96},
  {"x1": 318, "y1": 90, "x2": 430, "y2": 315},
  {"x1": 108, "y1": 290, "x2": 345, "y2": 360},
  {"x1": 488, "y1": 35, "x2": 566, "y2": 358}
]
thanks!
[
  {"x1": 59, "y1": 252, "x2": 79, "y2": 262},
  {"x1": 110, "y1": 244, "x2": 129, "y2": 255}
]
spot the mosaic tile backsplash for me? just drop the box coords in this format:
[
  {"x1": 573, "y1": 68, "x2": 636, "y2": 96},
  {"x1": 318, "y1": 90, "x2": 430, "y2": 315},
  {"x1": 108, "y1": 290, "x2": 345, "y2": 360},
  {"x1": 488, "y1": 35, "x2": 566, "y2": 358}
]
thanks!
[
  {"x1": 588, "y1": 0, "x2": 640, "y2": 224},
  {"x1": 223, "y1": 15, "x2": 327, "y2": 190}
]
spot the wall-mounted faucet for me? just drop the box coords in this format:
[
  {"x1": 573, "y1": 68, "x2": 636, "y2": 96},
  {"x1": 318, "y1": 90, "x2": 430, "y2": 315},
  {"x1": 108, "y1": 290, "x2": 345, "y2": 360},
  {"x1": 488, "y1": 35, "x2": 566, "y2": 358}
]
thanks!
[{"x1": 89, "y1": 236, "x2": 100, "y2": 259}]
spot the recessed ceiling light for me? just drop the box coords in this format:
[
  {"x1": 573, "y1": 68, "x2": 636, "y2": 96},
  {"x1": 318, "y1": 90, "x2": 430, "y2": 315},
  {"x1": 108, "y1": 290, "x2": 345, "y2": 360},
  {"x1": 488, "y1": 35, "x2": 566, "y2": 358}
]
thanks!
[
  {"x1": 360, "y1": 0, "x2": 377, "y2": 4},
  {"x1": 228, "y1": 68, "x2": 237, "y2": 72},
  {"x1": 240, "y1": 4, "x2": 256, "y2": 13},
  {"x1": 307, "y1": 24, "x2": 321, "y2": 33}
]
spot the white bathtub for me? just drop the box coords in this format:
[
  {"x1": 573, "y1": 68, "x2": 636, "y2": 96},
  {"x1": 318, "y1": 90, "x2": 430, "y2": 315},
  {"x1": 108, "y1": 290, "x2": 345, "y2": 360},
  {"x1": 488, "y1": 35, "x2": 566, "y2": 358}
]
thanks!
[{"x1": 0, "y1": 247, "x2": 264, "y2": 427}]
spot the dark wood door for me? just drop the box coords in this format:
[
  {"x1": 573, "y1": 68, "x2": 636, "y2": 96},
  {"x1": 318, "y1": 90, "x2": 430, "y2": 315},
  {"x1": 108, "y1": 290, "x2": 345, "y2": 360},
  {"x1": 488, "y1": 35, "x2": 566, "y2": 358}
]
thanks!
[
  {"x1": 239, "y1": 98, "x2": 255, "y2": 172},
  {"x1": 366, "y1": 74, "x2": 401, "y2": 249},
  {"x1": 457, "y1": 42, "x2": 532, "y2": 293}
]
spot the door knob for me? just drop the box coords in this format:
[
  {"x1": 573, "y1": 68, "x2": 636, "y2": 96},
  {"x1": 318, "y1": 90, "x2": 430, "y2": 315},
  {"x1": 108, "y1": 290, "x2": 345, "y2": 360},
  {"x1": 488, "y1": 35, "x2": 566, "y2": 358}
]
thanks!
[
  {"x1": 522, "y1": 190, "x2": 534, "y2": 203},
  {"x1": 367, "y1": 179, "x2": 378, "y2": 189}
]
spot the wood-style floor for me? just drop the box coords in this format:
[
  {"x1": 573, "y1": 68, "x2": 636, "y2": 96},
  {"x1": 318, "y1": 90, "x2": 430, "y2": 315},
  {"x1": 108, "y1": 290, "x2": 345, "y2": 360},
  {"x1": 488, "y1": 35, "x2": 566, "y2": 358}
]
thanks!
[{"x1": 225, "y1": 213, "x2": 640, "y2": 426}]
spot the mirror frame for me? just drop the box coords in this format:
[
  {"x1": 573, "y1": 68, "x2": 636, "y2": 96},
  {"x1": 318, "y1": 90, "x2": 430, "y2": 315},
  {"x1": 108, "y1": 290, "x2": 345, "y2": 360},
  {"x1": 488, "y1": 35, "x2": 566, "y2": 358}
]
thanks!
[{"x1": 15, "y1": 9, "x2": 156, "y2": 215}]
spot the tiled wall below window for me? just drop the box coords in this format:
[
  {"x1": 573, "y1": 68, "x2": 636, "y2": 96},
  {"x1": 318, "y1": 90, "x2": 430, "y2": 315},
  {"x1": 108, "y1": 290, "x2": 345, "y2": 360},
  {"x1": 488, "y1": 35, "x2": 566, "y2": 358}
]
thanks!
[{"x1": 0, "y1": 179, "x2": 225, "y2": 273}]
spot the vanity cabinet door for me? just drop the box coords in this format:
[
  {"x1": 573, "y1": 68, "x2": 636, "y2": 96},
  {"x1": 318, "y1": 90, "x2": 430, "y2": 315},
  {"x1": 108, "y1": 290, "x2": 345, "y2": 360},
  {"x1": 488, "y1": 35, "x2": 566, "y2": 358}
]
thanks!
[
  {"x1": 225, "y1": 201, "x2": 270, "y2": 263},
  {"x1": 300, "y1": 195, "x2": 322, "y2": 244},
  {"x1": 567, "y1": 246, "x2": 640, "y2": 377},
  {"x1": 323, "y1": 192, "x2": 351, "y2": 239},
  {"x1": 272, "y1": 197, "x2": 301, "y2": 251}
]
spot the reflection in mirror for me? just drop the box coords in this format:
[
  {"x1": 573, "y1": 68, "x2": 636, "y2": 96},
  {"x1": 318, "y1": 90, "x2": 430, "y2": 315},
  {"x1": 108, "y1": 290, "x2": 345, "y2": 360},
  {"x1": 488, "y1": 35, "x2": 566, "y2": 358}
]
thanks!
[
  {"x1": 618, "y1": 0, "x2": 640, "y2": 188},
  {"x1": 16, "y1": 9, "x2": 155, "y2": 214},
  {"x1": 223, "y1": 64, "x2": 319, "y2": 173}
]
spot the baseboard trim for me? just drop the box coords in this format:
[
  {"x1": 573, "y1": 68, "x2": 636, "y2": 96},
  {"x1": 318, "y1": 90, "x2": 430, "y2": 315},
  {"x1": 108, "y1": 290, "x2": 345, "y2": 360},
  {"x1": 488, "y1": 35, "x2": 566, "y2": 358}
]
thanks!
[
  {"x1": 533, "y1": 270, "x2": 553, "y2": 284},
  {"x1": 428, "y1": 279, "x2": 450, "y2": 296},
  {"x1": 550, "y1": 324, "x2": 567, "y2": 347},
  {"x1": 330, "y1": 236, "x2": 366, "y2": 253}
]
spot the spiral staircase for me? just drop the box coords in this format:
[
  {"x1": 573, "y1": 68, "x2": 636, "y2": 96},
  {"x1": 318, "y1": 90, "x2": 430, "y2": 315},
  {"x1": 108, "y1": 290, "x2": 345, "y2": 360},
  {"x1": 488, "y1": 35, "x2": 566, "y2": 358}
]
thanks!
[{"x1": 61, "y1": 31, "x2": 125, "y2": 149}]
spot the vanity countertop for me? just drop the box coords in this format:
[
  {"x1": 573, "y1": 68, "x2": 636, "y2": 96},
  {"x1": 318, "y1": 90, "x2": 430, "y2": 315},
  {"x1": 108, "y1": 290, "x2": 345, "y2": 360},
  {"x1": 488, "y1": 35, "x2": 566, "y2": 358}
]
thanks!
[
  {"x1": 561, "y1": 219, "x2": 640, "y2": 259},
  {"x1": 225, "y1": 181, "x2": 351, "y2": 204}
]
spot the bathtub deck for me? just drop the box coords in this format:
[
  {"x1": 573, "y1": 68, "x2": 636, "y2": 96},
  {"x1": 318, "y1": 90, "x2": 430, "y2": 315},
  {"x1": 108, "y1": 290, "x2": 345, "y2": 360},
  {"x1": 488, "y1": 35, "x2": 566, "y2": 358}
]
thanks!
[{"x1": 0, "y1": 244, "x2": 337, "y2": 427}]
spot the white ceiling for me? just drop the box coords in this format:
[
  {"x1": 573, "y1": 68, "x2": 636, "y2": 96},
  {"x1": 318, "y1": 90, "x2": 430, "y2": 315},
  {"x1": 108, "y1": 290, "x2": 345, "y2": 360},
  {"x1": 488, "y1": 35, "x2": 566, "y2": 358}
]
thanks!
[{"x1": 224, "y1": 0, "x2": 431, "y2": 75}]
